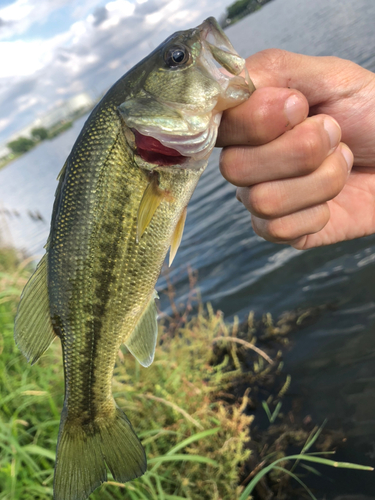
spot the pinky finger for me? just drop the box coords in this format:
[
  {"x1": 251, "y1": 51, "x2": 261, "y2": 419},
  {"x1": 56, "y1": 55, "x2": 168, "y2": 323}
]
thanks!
[{"x1": 251, "y1": 203, "x2": 331, "y2": 246}]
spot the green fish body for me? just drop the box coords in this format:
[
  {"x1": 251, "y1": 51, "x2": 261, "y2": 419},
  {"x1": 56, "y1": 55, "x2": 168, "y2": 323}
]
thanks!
[{"x1": 14, "y1": 17, "x2": 254, "y2": 500}]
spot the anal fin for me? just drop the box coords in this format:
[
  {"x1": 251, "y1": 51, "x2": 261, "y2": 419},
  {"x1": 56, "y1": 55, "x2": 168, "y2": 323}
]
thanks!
[
  {"x1": 14, "y1": 253, "x2": 56, "y2": 364},
  {"x1": 169, "y1": 207, "x2": 187, "y2": 267},
  {"x1": 124, "y1": 290, "x2": 159, "y2": 367}
]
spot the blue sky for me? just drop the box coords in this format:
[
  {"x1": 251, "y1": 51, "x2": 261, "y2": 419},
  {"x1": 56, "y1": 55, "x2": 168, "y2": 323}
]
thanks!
[{"x1": 0, "y1": 0, "x2": 232, "y2": 145}]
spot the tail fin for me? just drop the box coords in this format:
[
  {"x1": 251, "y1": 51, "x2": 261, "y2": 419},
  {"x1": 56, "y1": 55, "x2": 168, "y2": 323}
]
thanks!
[{"x1": 54, "y1": 405, "x2": 146, "y2": 500}]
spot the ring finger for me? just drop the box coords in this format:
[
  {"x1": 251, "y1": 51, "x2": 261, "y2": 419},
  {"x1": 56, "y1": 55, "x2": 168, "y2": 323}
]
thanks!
[{"x1": 237, "y1": 143, "x2": 352, "y2": 219}]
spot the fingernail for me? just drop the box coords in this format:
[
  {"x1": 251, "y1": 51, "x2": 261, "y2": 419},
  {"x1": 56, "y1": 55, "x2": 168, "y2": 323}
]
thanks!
[
  {"x1": 324, "y1": 117, "x2": 341, "y2": 153},
  {"x1": 284, "y1": 94, "x2": 308, "y2": 127},
  {"x1": 340, "y1": 143, "x2": 353, "y2": 173}
]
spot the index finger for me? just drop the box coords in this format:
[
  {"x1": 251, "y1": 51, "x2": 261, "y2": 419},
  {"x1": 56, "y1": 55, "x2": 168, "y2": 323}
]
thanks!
[{"x1": 216, "y1": 86, "x2": 308, "y2": 147}]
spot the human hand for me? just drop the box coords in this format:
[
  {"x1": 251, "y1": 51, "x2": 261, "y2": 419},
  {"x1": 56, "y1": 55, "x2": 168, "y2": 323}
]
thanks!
[{"x1": 217, "y1": 50, "x2": 375, "y2": 249}]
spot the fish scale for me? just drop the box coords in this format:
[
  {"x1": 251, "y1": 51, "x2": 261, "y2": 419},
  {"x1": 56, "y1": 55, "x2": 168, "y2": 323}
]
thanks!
[
  {"x1": 14, "y1": 17, "x2": 254, "y2": 500},
  {"x1": 52, "y1": 102, "x2": 203, "y2": 427}
]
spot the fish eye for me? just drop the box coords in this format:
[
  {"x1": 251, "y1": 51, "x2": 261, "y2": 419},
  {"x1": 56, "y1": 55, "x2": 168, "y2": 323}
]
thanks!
[{"x1": 165, "y1": 45, "x2": 190, "y2": 68}]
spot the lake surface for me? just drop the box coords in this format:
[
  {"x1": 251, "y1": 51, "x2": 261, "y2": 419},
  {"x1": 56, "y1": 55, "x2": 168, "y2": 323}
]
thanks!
[{"x1": 1, "y1": 0, "x2": 375, "y2": 497}]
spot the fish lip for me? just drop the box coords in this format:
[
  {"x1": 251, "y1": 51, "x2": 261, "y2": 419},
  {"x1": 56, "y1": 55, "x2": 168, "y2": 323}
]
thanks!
[
  {"x1": 199, "y1": 17, "x2": 236, "y2": 53},
  {"x1": 198, "y1": 17, "x2": 255, "y2": 92},
  {"x1": 198, "y1": 17, "x2": 245, "y2": 74}
]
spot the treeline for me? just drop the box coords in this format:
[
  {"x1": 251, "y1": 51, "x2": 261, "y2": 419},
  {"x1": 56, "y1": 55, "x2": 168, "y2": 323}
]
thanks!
[
  {"x1": 222, "y1": 0, "x2": 273, "y2": 26},
  {"x1": 7, "y1": 122, "x2": 73, "y2": 155}
]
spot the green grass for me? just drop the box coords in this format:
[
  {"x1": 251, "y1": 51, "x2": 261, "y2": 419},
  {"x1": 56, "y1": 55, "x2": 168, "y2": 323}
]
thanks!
[
  {"x1": 239, "y1": 422, "x2": 374, "y2": 500},
  {"x1": 0, "y1": 251, "x2": 372, "y2": 500},
  {"x1": 0, "y1": 254, "x2": 254, "y2": 499}
]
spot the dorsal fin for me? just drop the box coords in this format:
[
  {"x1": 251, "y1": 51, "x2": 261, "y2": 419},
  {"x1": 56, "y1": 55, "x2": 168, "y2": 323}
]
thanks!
[
  {"x1": 14, "y1": 254, "x2": 56, "y2": 364},
  {"x1": 124, "y1": 290, "x2": 159, "y2": 367}
]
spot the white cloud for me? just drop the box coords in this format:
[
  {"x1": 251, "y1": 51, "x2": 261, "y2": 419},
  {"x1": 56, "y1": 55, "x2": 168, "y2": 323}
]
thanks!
[
  {"x1": 0, "y1": 0, "x2": 34, "y2": 23},
  {"x1": 17, "y1": 95, "x2": 38, "y2": 112},
  {"x1": 0, "y1": 40, "x2": 47, "y2": 77},
  {"x1": 101, "y1": 0, "x2": 134, "y2": 28},
  {"x1": 0, "y1": 118, "x2": 11, "y2": 133},
  {"x1": 0, "y1": 0, "x2": 232, "y2": 144},
  {"x1": 0, "y1": 0, "x2": 71, "y2": 40},
  {"x1": 72, "y1": 0, "x2": 106, "y2": 20},
  {"x1": 108, "y1": 59, "x2": 121, "y2": 69},
  {"x1": 0, "y1": 26, "x2": 73, "y2": 78}
]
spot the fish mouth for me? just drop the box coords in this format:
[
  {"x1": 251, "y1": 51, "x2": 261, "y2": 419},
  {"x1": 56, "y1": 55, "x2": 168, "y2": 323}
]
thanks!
[
  {"x1": 122, "y1": 18, "x2": 254, "y2": 169},
  {"x1": 132, "y1": 129, "x2": 186, "y2": 167},
  {"x1": 198, "y1": 17, "x2": 255, "y2": 88},
  {"x1": 132, "y1": 113, "x2": 222, "y2": 168}
]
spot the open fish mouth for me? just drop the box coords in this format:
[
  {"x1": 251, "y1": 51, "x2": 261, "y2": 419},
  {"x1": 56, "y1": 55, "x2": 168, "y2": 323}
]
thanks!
[
  {"x1": 132, "y1": 129, "x2": 194, "y2": 167},
  {"x1": 131, "y1": 114, "x2": 221, "y2": 167},
  {"x1": 120, "y1": 17, "x2": 255, "y2": 169},
  {"x1": 198, "y1": 16, "x2": 255, "y2": 98}
]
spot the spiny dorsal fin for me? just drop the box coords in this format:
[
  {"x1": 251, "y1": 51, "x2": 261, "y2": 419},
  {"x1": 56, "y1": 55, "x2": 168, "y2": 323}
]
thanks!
[
  {"x1": 137, "y1": 178, "x2": 164, "y2": 242},
  {"x1": 14, "y1": 253, "x2": 56, "y2": 365},
  {"x1": 124, "y1": 290, "x2": 158, "y2": 367},
  {"x1": 169, "y1": 207, "x2": 187, "y2": 267}
]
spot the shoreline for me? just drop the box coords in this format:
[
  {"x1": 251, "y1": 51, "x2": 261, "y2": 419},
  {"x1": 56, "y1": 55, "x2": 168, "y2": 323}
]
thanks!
[{"x1": 0, "y1": 108, "x2": 93, "y2": 171}]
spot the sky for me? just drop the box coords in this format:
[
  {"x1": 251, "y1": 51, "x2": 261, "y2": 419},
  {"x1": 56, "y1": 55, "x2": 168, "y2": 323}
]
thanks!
[{"x1": 0, "y1": 0, "x2": 232, "y2": 145}]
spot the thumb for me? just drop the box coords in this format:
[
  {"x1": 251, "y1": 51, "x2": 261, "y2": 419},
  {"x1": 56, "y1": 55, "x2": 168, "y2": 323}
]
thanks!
[{"x1": 246, "y1": 49, "x2": 370, "y2": 107}]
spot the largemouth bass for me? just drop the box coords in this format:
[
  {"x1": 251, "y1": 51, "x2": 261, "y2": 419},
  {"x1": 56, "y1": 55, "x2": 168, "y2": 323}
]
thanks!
[{"x1": 14, "y1": 17, "x2": 254, "y2": 500}]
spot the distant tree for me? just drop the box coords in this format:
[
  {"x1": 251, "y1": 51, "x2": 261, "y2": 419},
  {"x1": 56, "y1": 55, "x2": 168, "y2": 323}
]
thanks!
[
  {"x1": 227, "y1": 0, "x2": 252, "y2": 19},
  {"x1": 7, "y1": 137, "x2": 35, "y2": 154},
  {"x1": 226, "y1": 0, "x2": 265, "y2": 21},
  {"x1": 31, "y1": 127, "x2": 48, "y2": 141}
]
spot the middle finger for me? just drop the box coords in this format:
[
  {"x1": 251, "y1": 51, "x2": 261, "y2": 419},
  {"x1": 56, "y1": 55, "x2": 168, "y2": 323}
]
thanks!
[{"x1": 220, "y1": 115, "x2": 341, "y2": 187}]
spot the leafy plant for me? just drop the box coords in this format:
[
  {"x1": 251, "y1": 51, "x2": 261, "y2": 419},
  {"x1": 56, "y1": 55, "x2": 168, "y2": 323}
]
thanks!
[
  {"x1": 31, "y1": 127, "x2": 49, "y2": 141},
  {"x1": 239, "y1": 423, "x2": 374, "y2": 500}
]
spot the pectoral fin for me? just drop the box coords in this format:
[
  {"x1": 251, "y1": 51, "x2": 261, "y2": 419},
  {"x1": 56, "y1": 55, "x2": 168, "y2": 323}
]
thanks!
[
  {"x1": 169, "y1": 207, "x2": 187, "y2": 267},
  {"x1": 124, "y1": 290, "x2": 159, "y2": 367},
  {"x1": 137, "y1": 178, "x2": 164, "y2": 241},
  {"x1": 14, "y1": 253, "x2": 56, "y2": 364}
]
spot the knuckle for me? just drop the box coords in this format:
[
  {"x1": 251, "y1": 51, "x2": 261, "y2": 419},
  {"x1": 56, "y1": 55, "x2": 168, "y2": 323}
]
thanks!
[
  {"x1": 219, "y1": 149, "x2": 229, "y2": 179},
  {"x1": 259, "y1": 49, "x2": 289, "y2": 73},
  {"x1": 254, "y1": 204, "x2": 331, "y2": 245},
  {"x1": 315, "y1": 203, "x2": 331, "y2": 229},
  {"x1": 322, "y1": 158, "x2": 346, "y2": 198},
  {"x1": 324, "y1": 55, "x2": 343, "y2": 69},
  {"x1": 251, "y1": 216, "x2": 263, "y2": 238},
  {"x1": 248, "y1": 184, "x2": 279, "y2": 219},
  {"x1": 292, "y1": 123, "x2": 324, "y2": 172},
  {"x1": 266, "y1": 218, "x2": 291, "y2": 241},
  {"x1": 326, "y1": 56, "x2": 358, "y2": 84},
  {"x1": 250, "y1": 106, "x2": 270, "y2": 143},
  {"x1": 219, "y1": 147, "x2": 240, "y2": 184}
]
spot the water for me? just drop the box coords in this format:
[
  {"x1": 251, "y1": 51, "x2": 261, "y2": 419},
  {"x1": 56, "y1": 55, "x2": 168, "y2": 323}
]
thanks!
[{"x1": 1, "y1": 0, "x2": 375, "y2": 496}]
